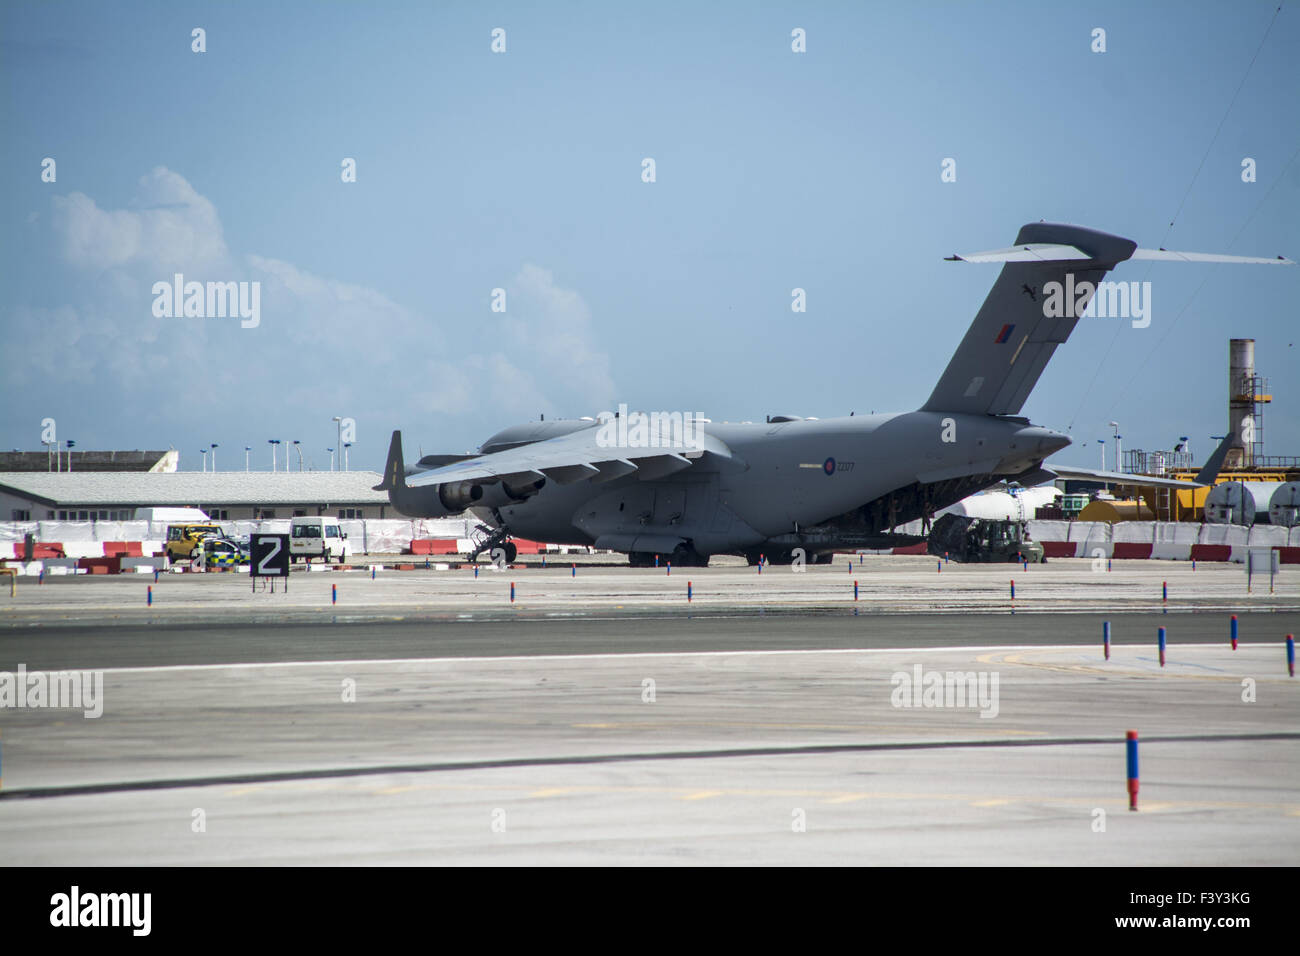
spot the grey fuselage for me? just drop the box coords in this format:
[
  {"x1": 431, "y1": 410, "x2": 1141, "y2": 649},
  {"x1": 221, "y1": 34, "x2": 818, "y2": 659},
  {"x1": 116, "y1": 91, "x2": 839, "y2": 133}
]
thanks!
[{"x1": 434, "y1": 413, "x2": 1069, "y2": 558}]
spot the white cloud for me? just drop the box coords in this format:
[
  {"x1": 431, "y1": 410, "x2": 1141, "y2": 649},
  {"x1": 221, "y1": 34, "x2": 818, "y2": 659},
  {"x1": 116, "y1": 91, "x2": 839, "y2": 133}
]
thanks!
[
  {"x1": 51, "y1": 167, "x2": 228, "y2": 273},
  {"x1": 505, "y1": 263, "x2": 616, "y2": 413},
  {"x1": 18, "y1": 168, "x2": 619, "y2": 450}
]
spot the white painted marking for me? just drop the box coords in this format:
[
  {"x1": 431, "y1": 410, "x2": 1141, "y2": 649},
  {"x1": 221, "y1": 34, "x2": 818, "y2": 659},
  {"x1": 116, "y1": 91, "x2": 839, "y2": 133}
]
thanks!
[{"x1": 96, "y1": 645, "x2": 1122, "y2": 676}]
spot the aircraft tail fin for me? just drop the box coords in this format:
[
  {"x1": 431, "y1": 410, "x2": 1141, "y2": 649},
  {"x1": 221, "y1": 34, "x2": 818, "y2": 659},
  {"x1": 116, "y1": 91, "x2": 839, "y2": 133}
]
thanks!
[
  {"x1": 921, "y1": 223, "x2": 1137, "y2": 417},
  {"x1": 1194, "y1": 434, "x2": 1234, "y2": 486},
  {"x1": 374, "y1": 431, "x2": 406, "y2": 491},
  {"x1": 923, "y1": 223, "x2": 1293, "y2": 417}
]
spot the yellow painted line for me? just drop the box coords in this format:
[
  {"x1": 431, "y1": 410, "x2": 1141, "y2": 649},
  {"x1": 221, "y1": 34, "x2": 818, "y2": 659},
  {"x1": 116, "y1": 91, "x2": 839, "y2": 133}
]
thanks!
[
  {"x1": 824, "y1": 794, "x2": 869, "y2": 804},
  {"x1": 530, "y1": 788, "x2": 576, "y2": 798},
  {"x1": 226, "y1": 786, "x2": 264, "y2": 797},
  {"x1": 971, "y1": 799, "x2": 1011, "y2": 807},
  {"x1": 681, "y1": 790, "x2": 724, "y2": 801}
]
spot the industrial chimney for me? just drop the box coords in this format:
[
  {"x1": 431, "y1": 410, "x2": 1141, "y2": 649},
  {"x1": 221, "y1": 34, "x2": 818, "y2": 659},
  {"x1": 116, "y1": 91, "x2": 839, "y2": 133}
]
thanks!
[{"x1": 1226, "y1": 338, "x2": 1269, "y2": 469}]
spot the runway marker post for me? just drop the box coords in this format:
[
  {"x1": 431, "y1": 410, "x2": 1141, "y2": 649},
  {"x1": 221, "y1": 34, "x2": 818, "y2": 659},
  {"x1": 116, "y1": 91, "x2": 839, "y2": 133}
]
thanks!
[
  {"x1": 331, "y1": 584, "x2": 337, "y2": 605},
  {"x1": 1010, "y1": 579, "x2": 1015, "y2": 601},
  {"x1": 1103, "y1": 620, "x2": 1110, "y2": 660},
  {"x1": 147, "y1": 585, "x2": 152, "y2": 607},
  {"x1": 854, "y1": 580, "x2": 859, "y2": 601},
  {"x1": 1158, "y1": 626, "x2": 1166, "y2": 667},
  {"x1": 1287, "y1": 635, "x2": 1295, "y2": 677},
  {"x1": 1231, "y1": 614, "x2": 1238, "y2": 651},
  {"x1": 1126, "y1": 731, "x2": 1139, "y2": 811},
  {"x1": 474, "y1": 565, "x2": 479, "y2": 579},
  {"x1": 937, "y1": 560, "x2": 941, "y2": 574},
  {"x1": 571, "y1": 563, "x2": 576, "y2": 577},
  {"x1": 510, "y1": 582, "x2": 515, "y2": 603},
  {"x1": 666, "y1": 562, "x2": 671, "y2": 576},
  {"x1": 687, "y1": 581, "x2": 692, "y2": 603}
]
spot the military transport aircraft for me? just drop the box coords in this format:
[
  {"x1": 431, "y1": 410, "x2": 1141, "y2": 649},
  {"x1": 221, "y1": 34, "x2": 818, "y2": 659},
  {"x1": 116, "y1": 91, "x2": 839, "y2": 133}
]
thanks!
[{"x1": 376, "y1": 222, "x2": 1293, "y2": 566}]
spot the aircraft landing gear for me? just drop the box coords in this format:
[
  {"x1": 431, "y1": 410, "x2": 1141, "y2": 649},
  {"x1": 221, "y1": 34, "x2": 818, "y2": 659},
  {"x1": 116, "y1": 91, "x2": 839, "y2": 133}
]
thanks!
[{"x1": 467, "y1": 524, "x2": 515, "y2": 563}]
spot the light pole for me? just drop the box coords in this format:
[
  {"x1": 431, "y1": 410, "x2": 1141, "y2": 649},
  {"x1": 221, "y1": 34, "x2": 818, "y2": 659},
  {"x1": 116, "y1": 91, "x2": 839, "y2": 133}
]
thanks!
[
  {"x1": 344, "y1": 442, "x2": 351, "y2": 471},
  {"x1": 1097, "y1": 439, "x2": 1106, "y2": 472},
  {"x1": 327, "y1": 447, "x2": 335, "y2": 472},
  {"x1": 331, "y1": 417, "x2": 342, "y2": 471},
  {"x1": 210, "y1": 443, "x2": 218, "y2": 472},
  {"x1": 200, "y1": 448, "x2": 208, "y2": 472},
  {"x1": 1108, "y1": 421, "x2": 1121, "y2": 473},
  {"x1": 269, "y1": 439, "x2": 281, "y2": 472},
  {"x1": 293, "y1": 440, "x2": 303, "y2": 471},
  {"x1": 245, "y1": 446, "x2": 251, "y2": 472},
  {"x1": 66, "y1": 439, "x2": 75, "y2": 472}
]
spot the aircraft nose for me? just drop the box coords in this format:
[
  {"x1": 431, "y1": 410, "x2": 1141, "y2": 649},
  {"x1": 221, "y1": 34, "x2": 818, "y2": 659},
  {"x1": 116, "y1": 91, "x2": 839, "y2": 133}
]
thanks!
[{"x1": 1036, "y1": 430, "x2": 1071, "y2": 456}]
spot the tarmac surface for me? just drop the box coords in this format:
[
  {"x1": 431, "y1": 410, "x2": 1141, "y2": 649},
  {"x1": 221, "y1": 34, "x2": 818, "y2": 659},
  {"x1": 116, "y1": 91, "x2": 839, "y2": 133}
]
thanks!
[{"x1": 1, "y1": 556, "x2": 1297, "y2": 865}]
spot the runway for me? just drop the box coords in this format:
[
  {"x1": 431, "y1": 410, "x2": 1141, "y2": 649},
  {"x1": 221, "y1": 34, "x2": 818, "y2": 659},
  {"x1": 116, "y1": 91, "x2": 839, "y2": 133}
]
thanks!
[{"x1": 1, "y1": 558, "x2": 1297, "y2": 864}]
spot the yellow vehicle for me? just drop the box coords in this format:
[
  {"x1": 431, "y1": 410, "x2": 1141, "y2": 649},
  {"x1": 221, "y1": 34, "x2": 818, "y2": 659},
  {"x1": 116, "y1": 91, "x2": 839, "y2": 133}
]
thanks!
[{"x1": 164, "y1": 524, "x2": 223, "y2": 562}]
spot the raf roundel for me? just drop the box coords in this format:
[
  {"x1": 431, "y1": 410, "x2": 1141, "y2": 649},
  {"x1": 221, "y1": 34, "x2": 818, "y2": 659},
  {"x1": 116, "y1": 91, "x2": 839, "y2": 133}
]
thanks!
[{"x1": 823, "y1": 457, "x2": 836, "y2": 475}]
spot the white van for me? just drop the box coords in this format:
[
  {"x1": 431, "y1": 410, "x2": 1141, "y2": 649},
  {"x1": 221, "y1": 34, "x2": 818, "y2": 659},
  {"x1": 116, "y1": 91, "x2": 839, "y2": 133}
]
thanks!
[{"x1": 289, "y1": 516, "x2": 348, "y2": 564}]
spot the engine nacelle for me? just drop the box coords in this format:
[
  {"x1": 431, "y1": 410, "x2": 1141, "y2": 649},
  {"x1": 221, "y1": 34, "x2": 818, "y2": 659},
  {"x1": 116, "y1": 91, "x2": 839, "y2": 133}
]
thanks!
[
  {"x1": 477, "y1": 478, "x2": 546, "y2": 508},
  {"x1": 438, "y1": 481, "x2": 484, "y2": 512}
]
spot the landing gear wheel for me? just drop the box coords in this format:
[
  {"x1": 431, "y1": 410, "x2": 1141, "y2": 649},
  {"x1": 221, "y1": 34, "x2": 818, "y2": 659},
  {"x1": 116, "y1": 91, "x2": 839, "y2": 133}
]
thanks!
[
  {"x1": 669, "y1": 545, "x2": 710, "y2": 568},
  {"x1": 503, "y1": 542, "x2": 518, "y2": 563}
]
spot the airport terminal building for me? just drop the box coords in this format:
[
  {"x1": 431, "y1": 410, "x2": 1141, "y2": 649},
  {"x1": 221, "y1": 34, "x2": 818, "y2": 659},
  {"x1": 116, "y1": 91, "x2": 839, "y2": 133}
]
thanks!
[{"x1": 0, "y1": 471, "x2": 391, "y2": 522}]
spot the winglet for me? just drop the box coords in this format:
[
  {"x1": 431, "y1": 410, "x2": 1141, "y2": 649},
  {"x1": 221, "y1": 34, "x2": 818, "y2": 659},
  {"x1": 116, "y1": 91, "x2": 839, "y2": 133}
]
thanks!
[{"x1": 374, "y1": 430, "x2": 406, "y2": 492}]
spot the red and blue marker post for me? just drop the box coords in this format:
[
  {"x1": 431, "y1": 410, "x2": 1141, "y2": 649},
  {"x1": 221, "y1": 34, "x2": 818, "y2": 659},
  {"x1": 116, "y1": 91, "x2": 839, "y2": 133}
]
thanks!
[
  {"x1": 1231, "y1": 614, "x2": 1238, "y2": 651},
  {"x1": 510, "y1": 582, "x2": 515, "y2": 603},
  {"x1": 854, "y1": 580, "x2": 859, "y2": 602},
  {"x1": 1287, "y1": 634, "x2": 1295, "y2": 677},
  {"x1": 1126, "y1": 730, "x2": 1140, "y2": 811},
  {"x1": 1103, "y1": 620, "x2": 1110, "y2": 660},
  {"x1": 1158, "y1": 626, "x2": 1166, "y2": 667},
  {"x1": 687, "y1": 581, "x2": 692, "y2": 603},
  {"x1": 331, "y1": 583, "x2": 337, "y2": 605},
  {"x1": 147, "y1": 585, "x2": 152, "y2": 607}
]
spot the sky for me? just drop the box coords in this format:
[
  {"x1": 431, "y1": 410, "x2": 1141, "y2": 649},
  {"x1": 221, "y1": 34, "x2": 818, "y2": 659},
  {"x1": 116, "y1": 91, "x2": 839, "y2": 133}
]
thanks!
[{"x1": 2, "y1": 0, "x2": 1297, "y2": 473}]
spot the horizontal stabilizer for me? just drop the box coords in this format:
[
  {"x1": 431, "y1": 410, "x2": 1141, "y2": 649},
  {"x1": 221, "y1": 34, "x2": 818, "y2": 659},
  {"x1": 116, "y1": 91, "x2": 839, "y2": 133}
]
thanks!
[
  {"x1": 945, "y1": 244, "x2": 1093, "y2": 263},
  {"x1": 1130, "y1": 249, "x2": 1294, "y2": 265}
]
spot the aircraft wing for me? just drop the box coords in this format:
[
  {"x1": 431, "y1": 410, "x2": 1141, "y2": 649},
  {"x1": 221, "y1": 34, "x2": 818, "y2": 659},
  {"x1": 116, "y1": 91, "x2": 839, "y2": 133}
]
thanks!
[
  {"x1": 1043, "y1": 463, "x2": 1203, "y2": 489},
  {"x1": 405, "y1": 420, "x2": 735, "y2": 488}
]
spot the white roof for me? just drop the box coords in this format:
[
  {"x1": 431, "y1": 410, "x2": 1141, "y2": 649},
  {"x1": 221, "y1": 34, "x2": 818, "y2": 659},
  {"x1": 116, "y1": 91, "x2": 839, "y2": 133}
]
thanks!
[{"x1": 0, "y1": 471, "x2": 388, "y2": 506}]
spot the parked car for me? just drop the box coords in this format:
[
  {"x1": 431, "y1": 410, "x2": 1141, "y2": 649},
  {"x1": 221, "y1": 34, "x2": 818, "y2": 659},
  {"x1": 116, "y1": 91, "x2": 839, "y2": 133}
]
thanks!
[{"x1": 289, "y1": 517, "x2": 348, "y2": 564}]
